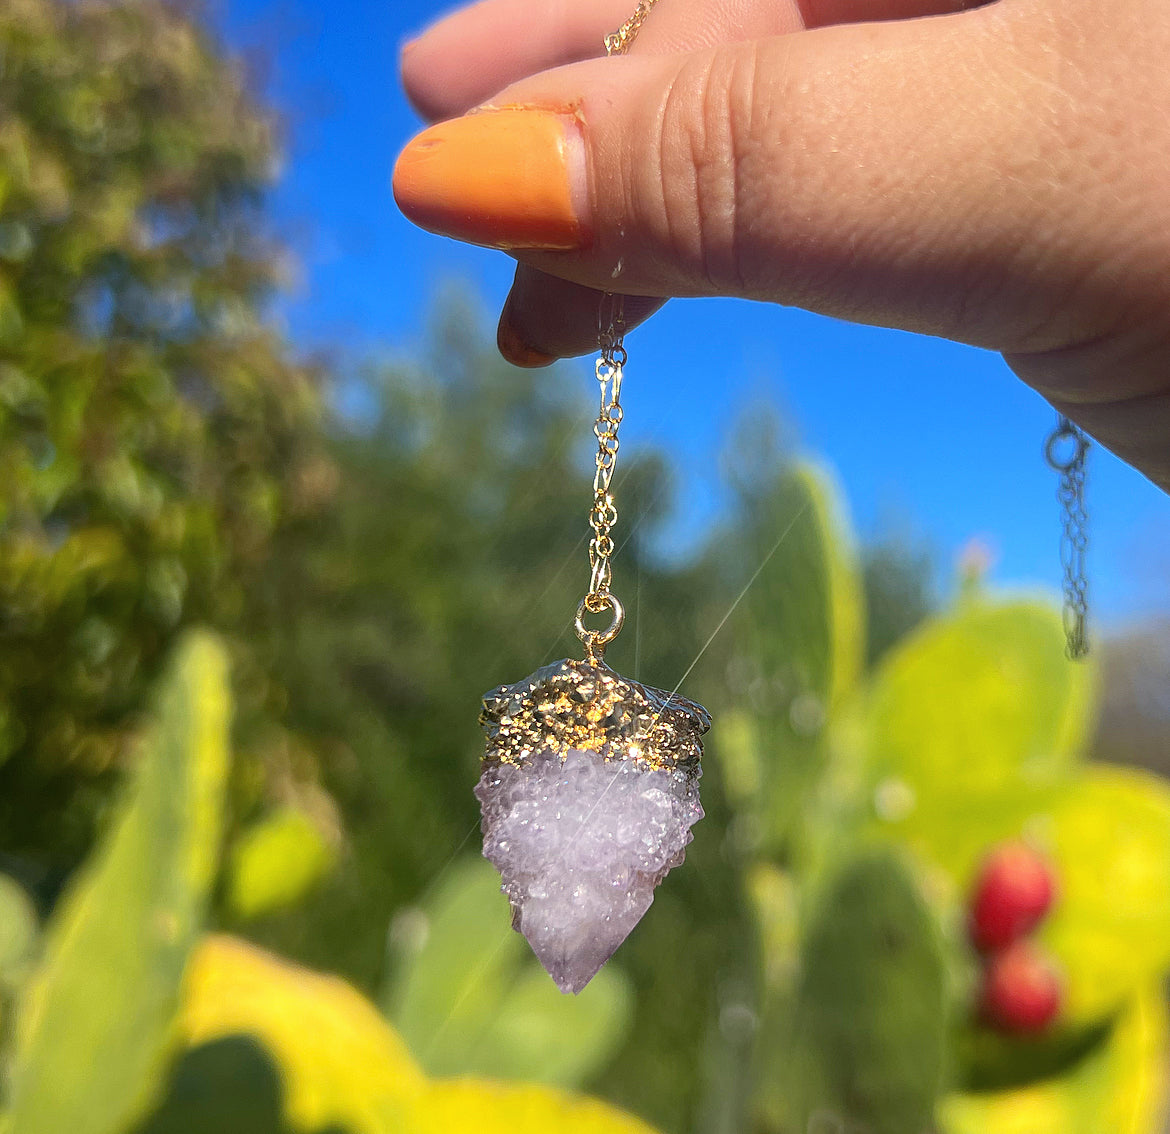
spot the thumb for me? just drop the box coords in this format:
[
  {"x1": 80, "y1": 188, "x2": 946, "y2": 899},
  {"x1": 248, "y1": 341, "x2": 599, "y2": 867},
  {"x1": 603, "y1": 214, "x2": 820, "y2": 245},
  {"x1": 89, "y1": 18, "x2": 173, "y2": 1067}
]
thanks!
[{"x1": 393, "y1": 1, "x2": 1163, "y2": 359}]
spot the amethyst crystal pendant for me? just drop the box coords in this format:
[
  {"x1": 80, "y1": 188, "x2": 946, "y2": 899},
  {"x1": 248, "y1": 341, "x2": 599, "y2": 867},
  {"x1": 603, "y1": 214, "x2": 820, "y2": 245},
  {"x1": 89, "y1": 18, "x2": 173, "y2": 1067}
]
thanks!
[{"x1": 475, "y1": 659, "x2": 710, "y2": 994}]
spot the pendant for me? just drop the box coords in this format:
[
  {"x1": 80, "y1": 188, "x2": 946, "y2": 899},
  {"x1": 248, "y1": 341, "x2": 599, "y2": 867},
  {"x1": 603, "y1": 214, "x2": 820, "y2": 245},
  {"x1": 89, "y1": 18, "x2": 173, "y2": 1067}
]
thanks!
[
  {"x1": 475, "y1": 294, "x2": 709, "y2": 993},
  {"x1": 476, "y1": 657, "x2": 709, "y2": 993}
]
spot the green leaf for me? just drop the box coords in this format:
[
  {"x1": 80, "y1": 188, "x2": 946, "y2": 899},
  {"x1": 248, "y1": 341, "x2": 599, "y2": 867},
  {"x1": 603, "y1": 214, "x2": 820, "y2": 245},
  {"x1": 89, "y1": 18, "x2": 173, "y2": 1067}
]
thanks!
[
  {"x1": 708, "y1": 709, "x2": 763, "y2": 814},
  {"x1": 742, "y1": 461, "x2": 862, "y2": 715},
  {"x1": 940, "y1": 987, "x2": 1169, "y2": 1134},
  {"x1": 385, "y1": 856, "x2": 632, "y2": 1088},
  {"x1": 160, "y1": 934, "x2": 655, "y2": 1134},
  {"x1": 736, "y1": 461, "x2": 863, "y2": 845},
  {"x1": 773, "y1": 849, "x2": 948, "y2": 1134},
  {"x1": 3, "y1": 632, "x2": 231, "y2": 1134},
  {"x1": 1041, "y1": 767, "x2": 1170, "y2": 1025},
  {"x1": 386, "y1": 856, "x2": 527, "y2": 1072},
  {"x1": 226, "y1": 807, "x2": 336, "y2": 920},
  {"x1": 858, "y1": 600, "x2": 1093, "y2": 883},
  {"x1": 476, "y1": 964, "x2": 633, "y2": 1088},
  {"x1": 0, "y1": 276, "x2": 23, "y2": 346},
  {"x1": 133, "y1": 1036, "x2": 291, "y2": 1134},
  {"x1": 169, "y1": 934, "x2": 423, "y2": 1134},
  {"x1": 745, "y1": 862, "x2": 801, "y2": 994},
  {"x1": 417, "y1": 1078, "x2": 664, "y2": 1134},
  {"x1": 0, "y1": 873, "x2": 38, "y2": 985}
]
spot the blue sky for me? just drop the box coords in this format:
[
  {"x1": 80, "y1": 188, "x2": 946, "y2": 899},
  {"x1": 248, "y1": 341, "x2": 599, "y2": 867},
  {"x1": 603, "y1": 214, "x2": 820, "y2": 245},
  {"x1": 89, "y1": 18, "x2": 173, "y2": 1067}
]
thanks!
[{"x1": 212, "y1": 0, "x2": 1170, "y2": 628}]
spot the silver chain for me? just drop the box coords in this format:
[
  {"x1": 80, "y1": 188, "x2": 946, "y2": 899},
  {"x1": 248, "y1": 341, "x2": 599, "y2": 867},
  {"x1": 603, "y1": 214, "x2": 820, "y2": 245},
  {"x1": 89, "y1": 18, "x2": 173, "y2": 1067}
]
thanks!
[{"x1": 1044, "y1": 415, "x2": 1089, "y2": 659}]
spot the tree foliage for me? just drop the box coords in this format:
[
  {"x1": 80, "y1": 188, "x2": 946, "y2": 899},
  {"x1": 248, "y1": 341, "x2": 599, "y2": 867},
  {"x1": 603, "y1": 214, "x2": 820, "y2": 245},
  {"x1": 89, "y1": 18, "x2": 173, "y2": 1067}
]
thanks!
[{"x1": 0, "y1": 0, "x2": 324, "y2": 872}]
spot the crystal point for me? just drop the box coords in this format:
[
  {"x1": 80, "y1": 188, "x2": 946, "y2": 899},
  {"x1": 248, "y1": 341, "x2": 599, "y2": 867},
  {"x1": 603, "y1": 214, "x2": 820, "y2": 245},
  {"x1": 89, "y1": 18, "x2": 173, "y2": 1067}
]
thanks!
[
  {"x1": 477, "y1": 659, "x2": 710, "y2": 993},
  {"x1": 476, "y1": 746, "x2": 703, "y2": 993}
]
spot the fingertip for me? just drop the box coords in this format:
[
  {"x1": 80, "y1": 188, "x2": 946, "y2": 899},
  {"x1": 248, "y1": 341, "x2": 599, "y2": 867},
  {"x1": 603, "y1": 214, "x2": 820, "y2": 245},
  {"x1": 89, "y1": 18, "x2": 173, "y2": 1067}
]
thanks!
[
  {"x1": 399, "y1": 12, "x2": 486, "y2": 123},
  {"x1": 400, "y1": 0, "x2": 613, "y2": 125},
  {"x1": 399, "y1": 36, "x2": 433, "y2": 120},
  {"x1": 399, "y1": 32, "x2": 455, "y2": 123},
  {"x1": 393, "y1": 110, "x2": 586, "y2": 252},
  {"x1": 498, "y1": 311, "x2": 558, "y2": 367},
  {"x1": 503, "y1": 266, "x2": 669, "y2": 360}
]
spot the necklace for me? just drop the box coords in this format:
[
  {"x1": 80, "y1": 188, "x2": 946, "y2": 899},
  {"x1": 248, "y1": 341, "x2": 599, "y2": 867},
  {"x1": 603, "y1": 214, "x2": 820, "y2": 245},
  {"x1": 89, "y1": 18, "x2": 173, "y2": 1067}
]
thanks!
[
  {"x1": 475, "y1": 297, "x2": 710, "y2": 994},
  {"x1": 1044, "y1": 415, "x2": 1090, "y2": 659}
]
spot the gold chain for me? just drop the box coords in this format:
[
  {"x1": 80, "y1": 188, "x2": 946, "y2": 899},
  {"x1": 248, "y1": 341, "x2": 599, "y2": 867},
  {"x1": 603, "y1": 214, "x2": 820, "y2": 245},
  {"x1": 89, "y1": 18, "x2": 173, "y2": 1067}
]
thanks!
[
  {"x1": 604, "y1": 0, "x2": 659, "y2": 56},
  {"x1": 574, "y1": 6, "x2": 655, "y2": 662},
  {"x1": 574, "y1": 297, "x2": 628, "y2": 663}
]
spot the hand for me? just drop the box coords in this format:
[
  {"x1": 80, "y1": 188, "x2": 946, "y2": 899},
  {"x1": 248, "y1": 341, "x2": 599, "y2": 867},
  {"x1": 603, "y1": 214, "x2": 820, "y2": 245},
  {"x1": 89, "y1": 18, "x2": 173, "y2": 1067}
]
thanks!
[{"x1": 395, "y1": 0, "x2": 1170, "y2": 490}]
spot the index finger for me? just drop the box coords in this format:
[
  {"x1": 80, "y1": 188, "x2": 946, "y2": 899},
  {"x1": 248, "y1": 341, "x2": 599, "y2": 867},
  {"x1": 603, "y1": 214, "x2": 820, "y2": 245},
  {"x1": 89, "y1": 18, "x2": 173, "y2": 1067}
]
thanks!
[
  {"x1": 402, "y1": 0, "x2": 975, "y2": 123},
  {"x1": 403, "y1": 0, "x2": 635, "y2": 121}
]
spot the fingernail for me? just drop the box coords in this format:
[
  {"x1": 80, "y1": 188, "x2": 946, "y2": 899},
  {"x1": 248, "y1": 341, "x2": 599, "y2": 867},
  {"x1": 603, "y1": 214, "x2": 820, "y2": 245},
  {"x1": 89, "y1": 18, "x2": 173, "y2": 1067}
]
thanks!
[
  {"x1": 497, "y1": 316, "x2": 556, "y2": 368},
  {"x1": 393, "y1": 108, "x2": 587, "y2": 251}
]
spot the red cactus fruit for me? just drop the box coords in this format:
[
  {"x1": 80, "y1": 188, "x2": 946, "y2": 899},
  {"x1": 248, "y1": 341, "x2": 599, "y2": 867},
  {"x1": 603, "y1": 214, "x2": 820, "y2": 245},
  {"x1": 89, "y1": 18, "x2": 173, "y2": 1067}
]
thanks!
[
  {"x1": 968, "y1": 841, "x2": 1056, "y2": 952},
  {"x1": 980, "y1": 942, "x2": 1062, "y2": 1034}
]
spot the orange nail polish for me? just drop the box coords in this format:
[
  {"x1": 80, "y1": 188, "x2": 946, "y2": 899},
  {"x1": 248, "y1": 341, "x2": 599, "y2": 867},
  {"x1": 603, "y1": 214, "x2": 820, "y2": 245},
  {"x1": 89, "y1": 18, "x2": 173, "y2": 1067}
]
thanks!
[{"x1": 393, "y1": 108, "x2": 587, "y2": 251}]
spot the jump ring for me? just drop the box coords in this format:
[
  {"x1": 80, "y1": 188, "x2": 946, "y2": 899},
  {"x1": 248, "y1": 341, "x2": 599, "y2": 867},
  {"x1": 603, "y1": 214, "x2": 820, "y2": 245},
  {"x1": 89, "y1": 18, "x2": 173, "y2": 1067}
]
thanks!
[
  {"x1": 1044, "y1": 427, "x2": 1087, "y2": 473},
  {"x1": 575, "y1": 593, "x2": 625, "y2": 659}
]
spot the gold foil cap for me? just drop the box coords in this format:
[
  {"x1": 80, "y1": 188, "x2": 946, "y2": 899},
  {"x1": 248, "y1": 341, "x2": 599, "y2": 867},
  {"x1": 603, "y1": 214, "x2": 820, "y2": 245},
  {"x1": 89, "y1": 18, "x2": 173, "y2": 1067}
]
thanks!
[{"x1": 479, "y1": 658, "x2": 710, "y2": 775}]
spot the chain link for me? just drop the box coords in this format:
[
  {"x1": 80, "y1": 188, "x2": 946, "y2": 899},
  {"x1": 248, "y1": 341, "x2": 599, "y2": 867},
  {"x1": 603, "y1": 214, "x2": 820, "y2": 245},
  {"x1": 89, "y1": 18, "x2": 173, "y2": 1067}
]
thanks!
[
  {"x1": 1044, "y1": 415, "x2": 1089, "y2": 659},
  {"x1": 603, "y1": 0, "x2": 660, "y2": 55},
  {"x1": 575, "y1": 296, "x2": 628, "y2": 663}
]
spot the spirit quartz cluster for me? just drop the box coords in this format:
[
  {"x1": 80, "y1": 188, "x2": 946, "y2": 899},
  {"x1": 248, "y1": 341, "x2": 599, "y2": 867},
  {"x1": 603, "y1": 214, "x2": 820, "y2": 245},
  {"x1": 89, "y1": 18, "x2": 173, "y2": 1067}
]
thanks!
[{"x1": 475, "y1": 659, "x2": 709, "y2": 994}]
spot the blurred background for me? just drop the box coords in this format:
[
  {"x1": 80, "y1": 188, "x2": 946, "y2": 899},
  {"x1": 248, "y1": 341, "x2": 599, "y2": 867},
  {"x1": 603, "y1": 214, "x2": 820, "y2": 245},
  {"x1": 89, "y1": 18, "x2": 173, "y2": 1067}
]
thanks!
[{"x1": 1, "y1": 1, "x2": 1169, "y2": 1133}]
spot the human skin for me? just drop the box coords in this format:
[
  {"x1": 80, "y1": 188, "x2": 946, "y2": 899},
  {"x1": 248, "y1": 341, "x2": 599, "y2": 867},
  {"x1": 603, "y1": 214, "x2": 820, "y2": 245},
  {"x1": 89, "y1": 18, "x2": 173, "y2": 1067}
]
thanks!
[{"x1": 394, "y1": 0, "x2": 1170, "y2": 490}]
